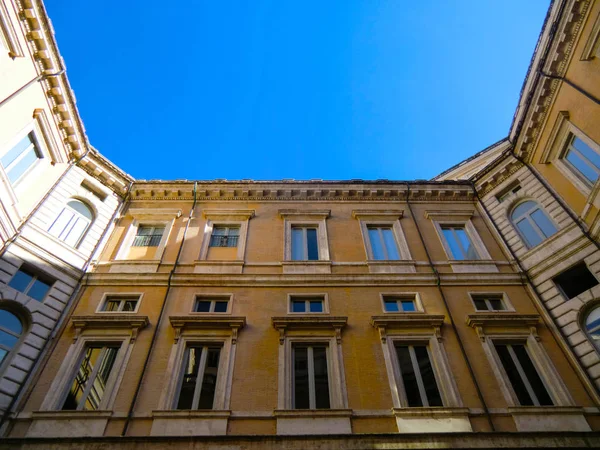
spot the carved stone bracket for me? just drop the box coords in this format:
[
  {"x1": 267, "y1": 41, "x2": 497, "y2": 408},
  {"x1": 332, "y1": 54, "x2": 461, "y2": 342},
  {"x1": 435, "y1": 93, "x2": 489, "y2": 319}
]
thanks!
[
  {"x1": 168, "y1": 316, "x2": 246, "y2": 343},
  {"x1": 71, "y1": 315, "x2": 149, "y2": 342},
  {"x1": 370, "y1": 314, "x2": 445, "y2": 342},
  {"x1": 271, "y1": 316, "x2": 348, "y2": 345},
  {"x1": 466, "y1": 313, "x2": 541, "y2": 342}
]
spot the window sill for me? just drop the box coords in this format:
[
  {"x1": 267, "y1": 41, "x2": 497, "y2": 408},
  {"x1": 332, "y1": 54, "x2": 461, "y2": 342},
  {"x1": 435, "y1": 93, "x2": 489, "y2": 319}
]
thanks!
[
  {"x1": 447, "y1": 260, "x2": 498, "y2": 273},
  {"x1": 150, "y1": 410, "x2": 230, "y2": 436},
  {"x1": 31, "y1": 410, "x2": 113, "y2": 419},
  {"x1": 507, "y1": 406, "x2": 590, "y2": 432},
  {"x1": 274, "y1": 409, "x2": 352, "y2": 435},
  {"x1": 392, "y1": 407, "x2": 472, "y2": 433},
  {"x1": 392, "y1": 406, "x2": 469, "y2": 417},
  {"x1": 366, "y1": 260, "x2": 416, "y2": 274},
  {"x1": 109, "y1": 260, "x2": 161, "y2": 273},
  {"x1": 282, "y1": 260, "x2": 332, "y2": 274},
  {"x1": 152, "y1": 410, "x2": 231, "y2": 419},
  {"x1": 193, "y1": 260, "x2": 244, "y2": 274},
  {"x1": 27, "y1": 410, "x2": 113, "y2": 437},
  {"x1": 273, "y1": 409, "x2": 352, "y2": 418}
]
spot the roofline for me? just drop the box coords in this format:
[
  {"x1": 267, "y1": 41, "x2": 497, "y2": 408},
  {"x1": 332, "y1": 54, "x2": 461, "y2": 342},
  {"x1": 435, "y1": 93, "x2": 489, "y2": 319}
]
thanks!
[{"x1": 431, "y1": 138, "x2": 509, "y2": 180}]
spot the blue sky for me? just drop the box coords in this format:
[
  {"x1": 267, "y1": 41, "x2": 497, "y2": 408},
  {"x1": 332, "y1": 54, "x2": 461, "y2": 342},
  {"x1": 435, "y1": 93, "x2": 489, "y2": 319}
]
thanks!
[{"x1": 46, "y1": 1, "x2": 549, "y2": 181}]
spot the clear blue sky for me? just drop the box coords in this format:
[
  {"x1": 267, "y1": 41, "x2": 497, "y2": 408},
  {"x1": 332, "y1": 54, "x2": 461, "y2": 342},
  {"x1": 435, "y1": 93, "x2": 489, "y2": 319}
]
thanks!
[{"x1": 46, "y1": 1, "x2": 549, "y2": 181}]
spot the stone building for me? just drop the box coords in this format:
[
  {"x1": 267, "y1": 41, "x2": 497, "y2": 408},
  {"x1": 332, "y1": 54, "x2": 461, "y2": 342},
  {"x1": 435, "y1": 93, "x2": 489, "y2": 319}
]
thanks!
[{"x1": 1, "y1": 0, "x2": 600, "y2": 448}]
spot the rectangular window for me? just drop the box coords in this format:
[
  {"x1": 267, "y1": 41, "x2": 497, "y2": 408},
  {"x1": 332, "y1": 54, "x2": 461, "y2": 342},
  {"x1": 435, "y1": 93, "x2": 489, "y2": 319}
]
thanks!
[
  {"x1": 553, "y1": 262, "x2": 599, "y2": 299},
  {"x1": 441, "y1": 225, "x2": 479, "y2": 260},
  {"x1": 194, "y1": 296, "x2": 229, "y2": 313},
  {"x1": 496, "y1": 182, "x2": 522, "y2": 203},
  {"x1": 209, "y1": 226, "x2": 240, "y2": 248},
  {"x1": 8, "y1": 265, "x2": 53, "y2": 301},
  {"x1": 290, "y1": 296, "x2": 324, "y2": 313},
  {"x1": 472, "y1": 294, "x2": 506, "y2": 311},
  {"x1": 291, "y1": 226, "x2": 319, "y2": 261},
  {"x1": 100, "y1": 295, "x2": 140, "y2": 312},
  {"x1": 176, "y1": 345, "x2": 221, "y2": 410},
  {"x1": 367, "y1": 226, "x2": 400, "y2": 260},
  {"x1": 563, "y1": 134, "x2": 600, "y2": 185},
  {"x1": 293, "y1": 345, "x2": 330, "y2": 409},
  {"x1": 1, "y1": 132, "x2": 43, "y2": 185},
  {"x1": 494, "y1": 343, "x2": 553, "y2": 406},
  {"x1": 131, "y1": 225, "x2": 165, "y2": 247},
  {"x1": 383, "y1": 296, "x2": 417, "y2": 312},
  {"x1": 62, "y1": 344, "x2": 119, "y2": 410},
  {"x1": 395, "y1": 344, "x2": 443, "y2": 407}
]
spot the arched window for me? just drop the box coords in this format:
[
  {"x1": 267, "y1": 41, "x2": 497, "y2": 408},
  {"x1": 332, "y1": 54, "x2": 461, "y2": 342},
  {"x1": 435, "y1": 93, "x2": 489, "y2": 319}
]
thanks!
[
  {"x1": 511, "y1": 200, "x2": 558, "y2": 248},
  {"x1": 0, "y1": 309, "x2": 23, "y2": 367},
  {"x1": 584, "y1": 305, "x2": 600, "y2": 352},
  {"x1": 48, "y1": 199, "x2": 93, "y2": 247}
]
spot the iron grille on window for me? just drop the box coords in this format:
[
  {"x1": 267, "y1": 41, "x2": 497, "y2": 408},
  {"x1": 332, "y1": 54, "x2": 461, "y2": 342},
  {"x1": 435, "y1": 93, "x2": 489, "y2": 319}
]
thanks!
[
  {"x1": 132, "y1": 226, "x2": 164, "y2": 247},
  {"x1": 209, "y1": 226, "x2": 240, "y2": 247}
]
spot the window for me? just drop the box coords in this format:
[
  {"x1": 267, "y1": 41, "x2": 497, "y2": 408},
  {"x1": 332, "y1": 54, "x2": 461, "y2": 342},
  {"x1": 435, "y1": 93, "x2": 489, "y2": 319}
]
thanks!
[
  {"x1": 194, "y1": 297, "x2": 229, "y2": 313},
  {"x1": 290, "y1": 296, "x2": 324, "y2": 313},
  {"x1": 394, "y1": 344, "x2": 443, "y2": 407},
  {"x1": 496, "y1": 182, "x2": 522, "y2": 203},
  {"x1": 1, "y1": 132, "x2": 43, "y2": 185},
  {"x1": 132, "y1": 225, "x2": 165, "y2": 247},
  {"x1": 100, "y1": 295, "x2": 140, "y2": 312},
  {"x1": 209, "y1": 226, "x2": 239, "y2": 248},
  {"x1": 175, "y1": 345, "x2": 221, "y2": 410},
  {"x1": 493, "y1": 343, "x2": 553, "y2": 406},
  {"x1": 293, "y1": 344, "x2": 330, "y2": 409},
  {"x1": 48, "y1": 199, "x2": 94, "y2": 247},
  {"x1": 472, "y1": 294, "x2": 506, "y2": 311},
  {"x1": 0, "y1": 309, "x2": 23, "y2": 368},
  {"x1": 584, "y1": 305, "x2": 600, "y2": 352},
  {"x1": 291, "y1": 226, "x2": 319, "y2": 261},
  {"x1": 511, "y1": 201, "x2": 558, "y2": 248},
  {"x1": 383, "y1": 296, "x2": 416, "y2": 313},
  {"x1": 562, "y1": 134, "x2": 600, "y2": 186},
  {"x1": 553, "y1": 262, "x2": 599, "y2": 299},
  {"x1": 62, "y1": 344, "x2": 120, "y2": 410},
  {"x1": 8, "y1": 265, "x2": 53, "y2": 301},
  {"x1": 367, "y1": 226, "x2": 400, "y2": 260},
  {"x1": 441, "y1": 225, "x2": 479, "y2": 260}
]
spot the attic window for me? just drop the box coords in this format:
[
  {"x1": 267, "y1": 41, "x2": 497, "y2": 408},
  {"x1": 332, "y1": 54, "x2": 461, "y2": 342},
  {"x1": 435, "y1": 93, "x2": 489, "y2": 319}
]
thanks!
[
  {"x1": 496, "y1": 182, "x2": 522, "y2": 203},
  {"x1": 81, "y1": 180, "x2": 107, "y2": 202},
  {"x1": 553, "y1": 262, "x2": 599, "y2": 299}
]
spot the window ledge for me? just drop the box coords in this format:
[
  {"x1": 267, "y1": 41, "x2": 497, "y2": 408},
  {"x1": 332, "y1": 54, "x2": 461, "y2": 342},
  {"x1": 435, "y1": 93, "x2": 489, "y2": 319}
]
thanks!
[
  {"x1": 193, "y1": 260, "x2": 244, "y2": 274},
  {"x1": 152, "y1": 410, "x2": 231, "y2": 419},
  {"x1": 507, "y1": 406, "x2": 584, "y2": 415},
  {"x1": 169, "y1": 315, "x2": 246, "y2": 342},
  {"x1": 367, "y1": 260, "x2": 416, "y2": 273},
  {"x1": 507, "y1": 406, "x2": 590, "y2": 432},
  {"x1": 392, "y1": 407, "x2": 469, "y2": 417},
  {"x1": 31, "y1": 410, "x2": 113, "y2": 420},
  {"x1": 282, "y1": 261, "x2": 332, "y2": 274},
  {"x1": 71, "y1": 315, "x2": 149, "y2": 341},
  {"x1": 448, "y1": 261, "x2": 498, "y2": 273},
  {"x1": 273, "y1": 409, "x2": 352, "y2": 418},
  {"x1": 109, "y1": 260, "x2": 161, "y2": 274},
  {"x1": 272, "y1": 316, "x2": 347, "y2": 344}
]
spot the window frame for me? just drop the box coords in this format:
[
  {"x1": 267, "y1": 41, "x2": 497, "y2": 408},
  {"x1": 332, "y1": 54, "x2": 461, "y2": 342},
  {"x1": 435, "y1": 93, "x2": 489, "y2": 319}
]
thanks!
[
  {"x1": 427, "y1": 211, "x2": 492, "y2": 262},
  {"x1": 96, "y1": 293, "x2": 143, "y2": 314},
  {"x1": 353, "y1": 210, "x2": 412, "y2": 262},
  {"x1": 582, "y1": 302, "x2": 600, "y2": 354},
  {"x1": 287, "y1": 293, "x2": 329, "y2": 315},
  {"x1": 468, "y1": 292, "x2": 514, "y2": 312},
  {"x1": 8, "y1": 265, "x2": 54, "y2": 302},
  {"x1": 510, "y1": 200, "x2": 558, "y2": 249},
  {"x1": 209, "y1": 225, "x2": 240, "y2": 248},
  {"x1": 280, "y1": 210, "x2": 330, "y2": 262},
  {"x1": 0, "y1": 1, "x2": 23, "y2": 58},
  {"x1": 380, "y1": 293, "x2": 423, "y2": 313},
  {"x1": 47, "y1": 198, "x2": 95, "y2": 249},
  {"x1": 198, "y1": 210, "x2": 254, "y2": 261},
  {"x1": 291, "y1": 343, "x2": 332, "y2": 409},
  {"x1": 192, "y1": 294, "x2": 233, "y2": 315},
  {"x1": 0, "y1": 306, "x2": 26, "y2": 376}
]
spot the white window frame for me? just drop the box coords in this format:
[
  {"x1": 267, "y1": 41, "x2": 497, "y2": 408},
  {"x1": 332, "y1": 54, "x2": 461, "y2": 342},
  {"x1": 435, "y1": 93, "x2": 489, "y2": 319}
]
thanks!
[
  {"x1": 199, "y1": 210, "x2": 254, "y2": 261},
  {"x1": 468, "y1": 292, "x2": 514, "y2": 312},
  {"x1": 287, "y1": 293, "x2": 329, "y2": 314},
  {"x1": 47, "y1": 199, "x2": 95, "y2": 248},
  {"x1": 0, "y1": 1, "x2": 23, "y2": 58},
  {"x1": 380, "y1": 293, "x2": 423, "y2": 313},
  {"x1": 426, "y1": 210, "x2": 491, "y2": 261},
  {"x1": 510, "y1": 200, "x2": 558, "y2": 249},
  {"x1": 279, "y1": 210, "x2": 330, "y2": 262},
  {"x1": 96, "y1": 293, "x2": 143, "y2": 314},
  {"x1": 192, "y1": 294, "x2": 233, "y2": 314},
  {"x1": 353, "y1": 210, "x2": 411, "y2": 261}
]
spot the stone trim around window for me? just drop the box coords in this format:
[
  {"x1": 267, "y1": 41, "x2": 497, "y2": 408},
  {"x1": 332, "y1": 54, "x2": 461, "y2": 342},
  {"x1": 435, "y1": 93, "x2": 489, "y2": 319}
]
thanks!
[
  {"x1": 467, "y1": 292, "x2": 515, "y2": 313},
  {"x1": 379, "y1": 292, "x2": 424, "y2": 313},
  {"x1": 191, "y1": 293, "x2": 234, "y2": 315},
  {"x1": 95, "y1": 292, "x2": 144, "y2": 314},
  {"x1": 352, "y1": 209, "x2": 414, "y2": 273},
  {"x1": 580, "y1": 11, "x2": 600, "y2": 61},
  {"x1": 279, "y1": 210, "x2": 331, "y2": 274},
  {"x1": 287, "y1": 293, "x2": 330, "y2": 314},
  {"x1": 371, "y1": 314, "x2": 468, "y2": 432},
  {"x1": 197, "y1": 209, "x2": 255, "y2": 266},
  {"x1": 0, "y1": 0, "x2": 23, "y2": 58}
]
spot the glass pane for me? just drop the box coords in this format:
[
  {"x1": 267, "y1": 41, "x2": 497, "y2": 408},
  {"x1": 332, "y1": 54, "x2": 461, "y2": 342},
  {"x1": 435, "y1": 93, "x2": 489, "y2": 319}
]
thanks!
[
  {"x1": 572, "y1": 137, "x2": 600, "y2": 171},
  {"x1": 0, "y1": 348, "x2": 7, "y2": 366},
  {"x1": 455, "y1": 228, "x2": 478, "y2": 260},
  {"x1": 104, "y1": 300, "x2": 121, "y2": 312},
  {"x1": 7, "y1": 146, "x2": 39, "y2": 183},
  {"x1": 473, "y1": 299, "x2": 488, "y2": 311},
  {"x1": 0, "y1": 310, "x2": 22, "y2": 334},
  {"x1": 0, "y1": 330, "x2": 19, "y2": 347},
  {"x1": 137, "y1": 226, "x2": 154, "y2": 236},
  {"x1": 382, "y1": 228, "x2": 400, "y2": 260},
  {"x1": 228, "y1": 227, "x2": 240, "y2": 237},
  {"x1": 512, "y1": 345, "x2": 553, "y2": 406},
  {"x1": 293, "y1": 347, "x2": 310, "y2": 409},
  {"x1": 442, "y1": 228, "x2": 463, "y2": 260},
  {"x1": 1, "y1": 133, "x2": 33, "y2": 167},
  {"x1": 84, "y1": 347, "x2": 118, "y2": 410},
  {"x1": 195, "y1": 301, "x2": 211, "y2": 313},
  {"x1": 63, "y1": 347, "x2": 102, "y2": 410},
  {"x1": 585, "y1": 307, "x2": 600, "y2": 332},
  {"x1": 313, "y1": 347, "x2": 330, "y2": 409},
  {"x1": 27, "y1": 278, "x2": 52, "y2": 301},
  {"x1": 123, "y1": 300, "x2": 137, "y2": 312},
  {"x1": 48, "y1": 208, "x2": 74, "y2": 239},
  {"x1": 212, "y1": 227, "x2": 227, "y2": 236},
  {"x1": 67, "y1": 200, "x2": 93, "y2": 220},
  {"x1": 489, "y1": 298, "x2": 505, "y2": 311},
  {"x1": 494, "y1": 344, "x2": 533, "y2": 406},
  {"x1": 401, "y1": 300, "x2": 416, "y2": 312},
  {"x1": 531, "y1": 209, "x2": 557, "y2": 238},
  {"x1": 292, "y1": 300, "x2": 305, "y2": 313},
  {"x1": 413, "y1": 346, "x2": 443, "y2": 407},
  {"x1": 8, "y1": 269, "x2": 34, "y2": 293},
  {"x1": 566, "y1": 149, "x2": 598, "y2": 183},
  {"x1": 214, "y1": 301, "x2": 228, "y2": 313},
  {"x1": 291, "y1": 228, "x2": 304, "y2": 261},
  {"x1": 64, "y1": 217, "x2": 89, "y2": 246},
  {"x1": 306, "y1": 228, "x2": 319, "y2": 261},
  {"x1": 512, "y1": 201, "x2": 536, "y2": 219},
  {"x1": 177, "y1": 347, "x2": 202, "y2": 409},
  {"x1": 368, "y1": 228, "x2": 385, "y2": 260},
  {"x1": 395, "y1": 346, "x2": 422, "y2": 407},
  {"x1": 516, "y1": 218, "x2": 542, "y2": 248},
  {"x1": 198, "y1": 348, "x2": 220, "y2": 409},
  {"x1": 384, "y1": 300, "x2": 399, "y2": 312},
  {"x1": 308, "y1": 301, "x2": 322, "y2": 313}
]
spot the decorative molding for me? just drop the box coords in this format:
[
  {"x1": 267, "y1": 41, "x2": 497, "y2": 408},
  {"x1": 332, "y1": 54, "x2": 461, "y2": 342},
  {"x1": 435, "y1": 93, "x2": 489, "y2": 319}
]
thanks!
[
  {"x1": 371, "y1": 314, "x2": 445, "y2": 342},
  {"x1": 424, "y1": 210, "x2": 474, "y2": 220},
  {"x1": 127, "y1": 208, "x2": 182, "y2": 219},
  {"x1": 466, "y1": 313, "x2": 540, "y2": 341},
  {"x1": 352, "y1": 209, "x2": 404, "y2": 219},
  {"x1": 168, "y1": 315, "x2": 246, "y2": 343},
  {"x1": 581, "y1": 8, "x2": 600, "y2": 60},
  {"x1": 70, "y1": 315, "x2": 149, "y2": 341},
  {"x1": 279, "y1": 209, "x2": 331, "y2": 218},
  {"x1": 272, "y1": 316, "x2": 348, "y2": 344},
  {"x1": 202, "y1": 209, "x2": 255, "y2": 219},
  {"x1": 540, "y1": 111, "x2": 570, "y2": 163}
]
